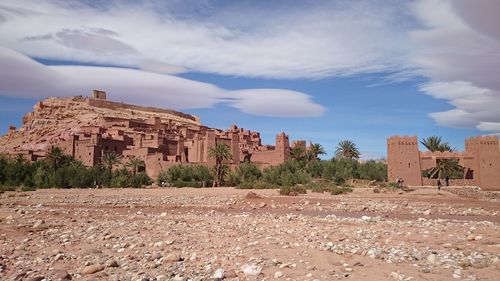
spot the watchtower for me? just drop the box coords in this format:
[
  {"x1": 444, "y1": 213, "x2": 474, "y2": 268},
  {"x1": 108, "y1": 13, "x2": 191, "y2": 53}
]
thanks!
[
  {"x1": 92, "y1": 90, "x2": 107, "y2": 100},
  {"x1": 465, "y1": 136, "x2": 500, "y2": 190},
  {"x1": 387, "y1": 136, "x2": 422, "y2": 186},
  {"x1": 276, "y1": 132, "x2": 290, "y2": 162}
]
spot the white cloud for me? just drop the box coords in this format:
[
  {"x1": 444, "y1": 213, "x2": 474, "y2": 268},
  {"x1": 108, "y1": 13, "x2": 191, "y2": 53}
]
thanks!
[
  {"x1": 477, "y1": 123, "x2": 500, "y2": 132},
  {"x1": 0, "y1": 47, "x2": 325, "y2": 117},
  {"x1": 412, "y1": 0, "x2": 500, "y2": 133},
  {"x1": 0, "y1": 0, "x2": 415, "y2": 79},
  {"x1": 0, "y1": 0, "x2": 499, "y2": 132},
  {"x1": 227, "y1": 89, "x2": 324, "y2": 117}
]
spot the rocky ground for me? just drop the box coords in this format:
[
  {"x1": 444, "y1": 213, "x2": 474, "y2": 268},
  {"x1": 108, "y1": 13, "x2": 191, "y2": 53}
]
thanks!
[{"x1": 0, "y1": 187, "x2": 499, "y2": 281}]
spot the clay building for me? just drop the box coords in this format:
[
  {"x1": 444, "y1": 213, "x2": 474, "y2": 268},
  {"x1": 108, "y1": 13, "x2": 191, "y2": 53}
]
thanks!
[
  {"x1": 1, "y1": 91, "x2": 303, "y2": 179},
  {"x1": 387, "y1": 135, "x2": 500, "y2": 190}
]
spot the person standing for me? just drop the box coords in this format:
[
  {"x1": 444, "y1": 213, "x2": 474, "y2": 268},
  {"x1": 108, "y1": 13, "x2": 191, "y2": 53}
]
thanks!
[
  {"x1": 437, "y1": 179, "x2": 442, "y2": 191},
  {"x1": 445, "y1": 176, "x2": 449, "y2": 187}
]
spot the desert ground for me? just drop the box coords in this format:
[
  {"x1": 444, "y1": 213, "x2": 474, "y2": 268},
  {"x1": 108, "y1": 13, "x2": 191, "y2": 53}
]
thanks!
[{"x1": 0, "y1": 187, "x2": 499, "y2": 281}]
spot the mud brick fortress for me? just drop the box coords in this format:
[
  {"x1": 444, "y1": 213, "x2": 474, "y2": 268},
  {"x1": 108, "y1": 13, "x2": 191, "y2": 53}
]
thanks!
[
  {"x1": 1, "y1": 91, "x2": 302, "y2": 179},
  {"x1": 387, "y1": 136, "x2": 500, "y2": 190}
]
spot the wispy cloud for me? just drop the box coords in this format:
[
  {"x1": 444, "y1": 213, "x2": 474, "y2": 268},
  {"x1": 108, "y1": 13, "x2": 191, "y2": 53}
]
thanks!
[
  {"x1": 0, "y1": 47, "x2": 325, "y2": 117},
  {"x1": 0, "y1": 0, "x2": 498, "y2": 132},
  {"x1": 0, "y1": 0, "x2": 416, "y2": 79},
  {"x1": 411, "y1": 0, "x2": 500, "y2": 133}
]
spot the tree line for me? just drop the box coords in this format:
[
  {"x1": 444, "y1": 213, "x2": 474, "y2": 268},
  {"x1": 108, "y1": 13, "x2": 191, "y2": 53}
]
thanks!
[
  {"x1": 158, "y1": 140, "x2": 387, "y2": 195},
  {"x1": 1, "y1": 139, "x2": 388, "y2": 193},
  {"x1": 0, "y1": 147, "x2": 151, "y2": 191}
]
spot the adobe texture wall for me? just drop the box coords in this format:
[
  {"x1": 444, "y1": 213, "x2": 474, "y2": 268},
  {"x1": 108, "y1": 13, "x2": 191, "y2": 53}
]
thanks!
[
  {"x1": 87, "y1": 98, "x2": 198, "y2": 124},
  {"x1": 387, "y1": 135, "x2": 500, "y2": 190},
  {"x1": 387, "y1": 136, "x2": 422, "y2": 186},
  {"x1": 0, "y1": 92, "x2": 305, "y2": 180},
  {"x1": 465, "y1": 136, "x2": 500, "y2": 190}
]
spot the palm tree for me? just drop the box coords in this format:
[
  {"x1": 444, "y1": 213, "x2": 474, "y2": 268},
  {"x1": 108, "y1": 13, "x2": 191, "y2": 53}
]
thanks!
[
  {"x1": 101, "y1": 151, "x2": 121, "y2": 175},
  {"x1": 420, "y1": 136, "x2": 454, "y2": 152},
  {"x1": 309, "y1": 142, "x2": 326, "y2": 160},
  {"x1": 421, "y1": 136, "x2": 463, "y2": 179},
  {"x1": 335, "y1": 140, "x2": 360, "y2": 159},
  {"x1": 126, "y1": 156, "x2": 144, "y2": 176},
  {"x1": 208, "y1": 143, "x2": 232, "y2": 187},
  {"x1": 46, "y1": 146, "x2": 64, "y2": 170},
  {"x1": 290, "y1": 146, "x2": 307, "y2": 161}
]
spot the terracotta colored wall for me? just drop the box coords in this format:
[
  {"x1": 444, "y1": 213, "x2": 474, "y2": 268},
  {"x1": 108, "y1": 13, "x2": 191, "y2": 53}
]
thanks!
[
  {"x1": 388, "y1": 135, "x2": 500, "y2": 190},
  {"x1": 387, "y1": 136, "x2": 422, "y2": 186},
  {"x1": 422, "y1": 178, "x2": 476, "y2": 187},
  {"x1": 88, "y1": 98, "x2": 197, "y2": 122},
  {"x1": 466, "y1": 136, "x2": 500, "y2": 190}
]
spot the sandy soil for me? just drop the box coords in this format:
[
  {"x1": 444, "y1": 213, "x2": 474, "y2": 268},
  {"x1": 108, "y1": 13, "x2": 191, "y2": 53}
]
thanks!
[{"x1": 0, "y1": 187, "x2": 499, "y2": 281}]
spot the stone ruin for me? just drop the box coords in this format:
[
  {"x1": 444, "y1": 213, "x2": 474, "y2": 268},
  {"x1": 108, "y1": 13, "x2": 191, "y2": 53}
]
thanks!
[{"x1": 387, "y1": 135, "x2": 500, "y2": 190}]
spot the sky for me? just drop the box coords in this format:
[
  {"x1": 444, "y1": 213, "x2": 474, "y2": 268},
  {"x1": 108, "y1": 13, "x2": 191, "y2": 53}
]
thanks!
[{"x1": 0, "y1": 0, "x2": 499, "y2": 159}]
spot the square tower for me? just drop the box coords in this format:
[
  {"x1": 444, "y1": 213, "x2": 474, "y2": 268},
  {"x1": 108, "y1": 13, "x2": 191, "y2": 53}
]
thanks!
[
  {"x1": 387, "y1": 136, "x2": 422, "y2": 186},
  {"x1": 92, "y1": 90, "x2": 107, "y2": 100}
]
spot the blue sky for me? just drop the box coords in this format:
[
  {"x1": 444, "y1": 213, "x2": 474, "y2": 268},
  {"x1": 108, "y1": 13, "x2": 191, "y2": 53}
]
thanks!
[{"x1": 0, "y1": 0, "x2": 499, "y2": 159}]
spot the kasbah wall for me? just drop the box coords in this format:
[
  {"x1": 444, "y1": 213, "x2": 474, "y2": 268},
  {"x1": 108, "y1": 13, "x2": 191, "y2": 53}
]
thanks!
[
  {"x1": 387, "y1": 135, "x2": 500, "y2": 191},
  {"x1": 10, "y1": 91, "x2": 303, "y2": 180}
]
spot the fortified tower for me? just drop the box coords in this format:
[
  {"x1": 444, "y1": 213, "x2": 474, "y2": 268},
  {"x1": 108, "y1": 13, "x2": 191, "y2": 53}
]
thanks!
[
  {"x1": 387, "y1": 136, "x2": 422, "y2": 186},
  {"x1": 465, "y1": 136, "x2": 500, "y2": 190},
  {"x1": 276, "y1": 132, "x2": 290, "y2": 163},
  {"x1": 92, "y1": 90, "x2": 107, "y2": 100}
]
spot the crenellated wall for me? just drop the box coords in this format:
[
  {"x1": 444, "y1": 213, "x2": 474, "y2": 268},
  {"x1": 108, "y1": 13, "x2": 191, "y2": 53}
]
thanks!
[
  {"x1": 387, "y1": 136, "x2": 422, "y2": 186},
  {"x1": 387, "y1": 135, "x2": 500, "y2": 190}
]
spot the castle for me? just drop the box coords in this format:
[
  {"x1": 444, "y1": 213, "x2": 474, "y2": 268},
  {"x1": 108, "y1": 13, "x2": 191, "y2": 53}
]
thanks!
[
  {"x1": 2, "y1": 91, "x2": 302, "y2": 179},
  {"x1": 387, "y1": 135, "x2": 500, "y2": 190}
]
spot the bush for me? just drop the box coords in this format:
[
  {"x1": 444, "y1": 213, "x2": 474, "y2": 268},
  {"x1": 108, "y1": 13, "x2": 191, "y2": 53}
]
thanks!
[
  {"x1": 110, "y1": 168, "x2": 131, "y2": 187},
  {"x1": 279, "y1": 185, "x2": 307, "y2": 196},
  {"x1": 263, "y1": 161, "x2": 311, "y2": 187},
  {"x1": 304, "y1": 180, "x2": 333, "y2": 193},
  {"x1": 358, "y1": 160, "x2": 387, "y2": 181},
  {"x1": 0, "y1": 185, "x2": 16, "y2": 193},
  {"x1": 230, "y1": 162, "x2": 263, "y2": 187},
  {"x1": 330, "y1": 186, "x2": 353, "y2": 195},
  {"x1": 21, "y1": 185, "x2": 36, "y2": 192},
  {"x1": 305, "y1": 160, "x2": 324, "y2": 178},
  {"x1": 157, "y1": 165, "x2": 213, "y2": 187},
  {"x1": 128, "y1": 172, "x2": 152, "y2": 188}
]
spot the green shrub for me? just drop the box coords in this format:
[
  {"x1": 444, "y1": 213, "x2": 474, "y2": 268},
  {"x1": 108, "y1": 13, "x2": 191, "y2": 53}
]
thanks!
[
  {"x1": 305, "y1": 160, "x2": 324, "y2": 178},
  {"x1": 263, "y1": 160, "x2": 311, "y2": 187},
  {"x1": 305, "y1": 181, "x2": 332, "y2": 193},
  {"x1": 157, "y1": 165, "x2": 213, "y2": 187},
  {"x1": 232, "y1": 162, "x2": 262, "y2": 184},
  {"x1": 110, "y1": 168, "x2": 130, "y2": 187},
  {"x1": 172, "y1": 180, "x2": 201, "y2": 188},
  {"x1": 128, "y1": 172, "x2": 152, "y2": 188},
  {"x1": 279, "y1": 185, "x2": 307, "y2": 196},
  {"x1": 0, "y1": 185, "x2": 16, "y2": 192},
  {"x1": 21, "y1": 185, "x2": 36, "y2": 192},
  {"x1": 358, "y1": 160, "x2": 387, "y2": 181},
  {"x1": 330, "y1": 186, "x2": 353, "y2": 195}
]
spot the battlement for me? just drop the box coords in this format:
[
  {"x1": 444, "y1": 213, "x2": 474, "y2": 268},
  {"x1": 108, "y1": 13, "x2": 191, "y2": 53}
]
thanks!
[
  {"x1": 387, "y1": 135, "x2": 418, "y2": 144},
  {"x1": 292, "y1": 140, "x2": 306, "y2": 148},
  {"x1": 388, "y1": 135, "x2": 500, "y2": 190},
  {"x1": 465, "y1": 136, "x2": 500, "y2": 153}
]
